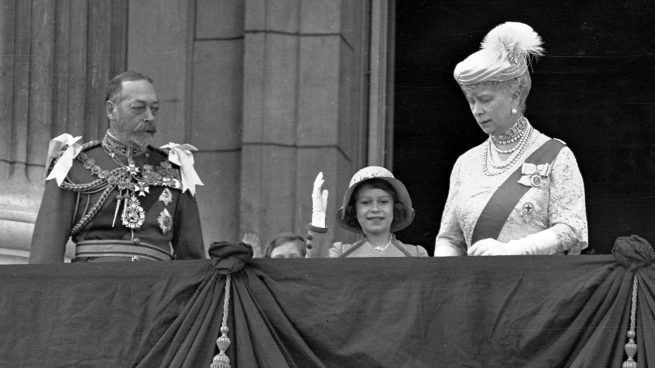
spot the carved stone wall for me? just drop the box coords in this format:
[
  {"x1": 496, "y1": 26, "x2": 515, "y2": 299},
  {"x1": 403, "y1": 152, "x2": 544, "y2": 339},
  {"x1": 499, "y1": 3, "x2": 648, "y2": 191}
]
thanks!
[{"x1": 0, "y1": 0, "x2": 127, "y2": 263}]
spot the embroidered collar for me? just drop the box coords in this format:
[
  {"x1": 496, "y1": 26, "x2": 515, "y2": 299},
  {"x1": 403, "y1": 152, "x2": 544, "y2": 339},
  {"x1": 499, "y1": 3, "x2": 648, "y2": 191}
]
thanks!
[{"x1": 102, "y1": 132, "x2": 147, "y2": 159}]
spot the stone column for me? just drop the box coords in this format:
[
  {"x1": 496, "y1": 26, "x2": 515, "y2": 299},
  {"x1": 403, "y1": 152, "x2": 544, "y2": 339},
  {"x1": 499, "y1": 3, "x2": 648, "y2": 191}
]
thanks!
[
  {"x1": 128, "y1": 0, "x2": 245, "y2": 248},
  {"x1": 0, "y1": 0, "x2": 127, "y2": 263},
  {"x1": 240, "y1": 0, "x2": 371, "y2": 256}
]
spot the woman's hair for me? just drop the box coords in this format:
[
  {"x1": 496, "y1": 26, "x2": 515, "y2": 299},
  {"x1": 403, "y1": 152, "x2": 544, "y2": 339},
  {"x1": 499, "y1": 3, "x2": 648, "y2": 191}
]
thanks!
[
  {"x1": 461, "y1": 72, "x2": 532, "y2": 113},
  {"x1": 342, "y1": 178, "x2": 410, "y2": 232},
  {"x1": 264, "y1": 233, "x2": 306, "y2": 258}
]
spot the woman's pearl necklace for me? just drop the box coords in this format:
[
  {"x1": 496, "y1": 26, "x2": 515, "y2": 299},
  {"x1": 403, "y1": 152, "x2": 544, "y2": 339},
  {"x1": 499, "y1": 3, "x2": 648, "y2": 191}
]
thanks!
[
  {"x1": 491, "y1": 116, "x2": 528, "y2": 145},
  {"x1": 483, "y1": 122, "x2": 533, "y2": 176}
]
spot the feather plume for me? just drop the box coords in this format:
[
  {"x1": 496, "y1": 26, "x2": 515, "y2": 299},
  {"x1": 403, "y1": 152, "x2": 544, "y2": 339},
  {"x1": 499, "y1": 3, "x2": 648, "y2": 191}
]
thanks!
[{"x1": 480, "y1": 22, "x2": 544, "y2": 64}]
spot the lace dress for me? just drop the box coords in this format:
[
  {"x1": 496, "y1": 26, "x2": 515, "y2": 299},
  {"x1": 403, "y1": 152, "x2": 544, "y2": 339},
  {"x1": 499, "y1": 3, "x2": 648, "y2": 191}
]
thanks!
[{"x1": 435, "y1": 128, "x2": 588, "y2": 255}]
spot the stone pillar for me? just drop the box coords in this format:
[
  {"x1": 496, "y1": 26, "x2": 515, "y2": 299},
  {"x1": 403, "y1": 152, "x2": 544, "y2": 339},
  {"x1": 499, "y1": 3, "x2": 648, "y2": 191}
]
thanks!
[
  {"x1": 189, "y1": 0, "x2": 245, "y2": 246},
  {"x1": 128, "y1": 0, "x2": 245, "y2": 248},
  {"x1": 240, "y1": 0, "x2": 371, "y2": 256},
  {"x1": 0, "y1": 0, "x2": 127, "y2": 263}
]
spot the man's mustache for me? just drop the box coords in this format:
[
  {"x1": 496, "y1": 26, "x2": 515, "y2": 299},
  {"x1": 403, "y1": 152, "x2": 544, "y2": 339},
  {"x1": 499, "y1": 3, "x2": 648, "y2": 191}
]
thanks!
[{"x1": 137, "y1": 123, "x2": 157, "y2": 133}]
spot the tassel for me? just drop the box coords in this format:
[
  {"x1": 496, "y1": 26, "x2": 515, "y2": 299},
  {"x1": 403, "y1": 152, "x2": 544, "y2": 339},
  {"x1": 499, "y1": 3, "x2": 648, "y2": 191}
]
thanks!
[
  {"x1": 622, "y1": 276, "x2": 638, "y2": 368},
  {"x1": 210, "y1": 275, "x2": 232, "y2": 368}
]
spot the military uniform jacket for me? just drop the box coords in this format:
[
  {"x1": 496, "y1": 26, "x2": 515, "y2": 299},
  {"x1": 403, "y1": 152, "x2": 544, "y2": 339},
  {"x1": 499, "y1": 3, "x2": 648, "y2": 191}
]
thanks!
[{"x1": 29, "y1": 136, "x2": 205, "y2": 263}]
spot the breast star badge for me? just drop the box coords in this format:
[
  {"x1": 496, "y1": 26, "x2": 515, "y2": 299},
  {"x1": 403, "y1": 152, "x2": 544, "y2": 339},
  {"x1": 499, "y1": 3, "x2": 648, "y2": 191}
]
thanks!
[
  {"x1": 159, "y1": 188, "x2": 173, "y2": 206},
  {"x1": 157, "y1": 208, "x2": 172, "y2": 234}
]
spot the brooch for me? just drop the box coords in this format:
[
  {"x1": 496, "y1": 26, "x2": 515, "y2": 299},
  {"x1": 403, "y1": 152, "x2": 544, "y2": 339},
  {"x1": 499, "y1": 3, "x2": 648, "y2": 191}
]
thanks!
[
  {"x1": 520, "y1": 202, "x2": 536, "y2": 222},
  {"x1": 523, "y1": 202, "x2": 535, "y2": 214},
  {"x1": 519, "y1": 163, "x2": 551, "y2": 188}
]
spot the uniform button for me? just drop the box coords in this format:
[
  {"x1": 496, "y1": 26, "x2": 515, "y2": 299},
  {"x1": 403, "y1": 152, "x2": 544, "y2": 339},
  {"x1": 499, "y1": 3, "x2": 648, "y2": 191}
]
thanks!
[{"x1": 133, "y1": 238, "x2": 141, "y2": 245}]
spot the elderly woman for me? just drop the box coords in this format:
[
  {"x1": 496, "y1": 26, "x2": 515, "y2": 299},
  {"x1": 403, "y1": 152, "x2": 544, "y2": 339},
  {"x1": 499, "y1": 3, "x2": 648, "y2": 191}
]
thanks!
[
  {"x1": 309, "y1": 167, "x2": 428, "y2": 257},
  {"x1": 434, "y1": 22, "x2": 588, "y2": 256}
]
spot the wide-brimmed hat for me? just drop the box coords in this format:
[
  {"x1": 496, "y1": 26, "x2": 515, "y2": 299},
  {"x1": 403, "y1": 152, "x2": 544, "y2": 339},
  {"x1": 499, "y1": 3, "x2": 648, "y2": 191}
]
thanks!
[
  {"x1": 454, "y1": 22, "x2": 543, "y2": 85},
  {"x1": 337, "y1": 166, "x2": 415, "y2": 232}
]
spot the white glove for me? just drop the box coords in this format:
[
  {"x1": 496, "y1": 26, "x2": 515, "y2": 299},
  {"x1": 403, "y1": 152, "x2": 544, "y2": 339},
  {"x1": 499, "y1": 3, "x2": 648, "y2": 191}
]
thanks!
[
  {"x1": 468, "y1": 229, "x2": 560, "y2": 256},
  {"x1": 241, "y1": 232, "x2": 261, "y2": 257},
  {"x1": 311, "y1": 172, "x2": 329, "y2": 228},
  {"x1": 433, "y1": 243, "x2": 464, "y2": 256}
]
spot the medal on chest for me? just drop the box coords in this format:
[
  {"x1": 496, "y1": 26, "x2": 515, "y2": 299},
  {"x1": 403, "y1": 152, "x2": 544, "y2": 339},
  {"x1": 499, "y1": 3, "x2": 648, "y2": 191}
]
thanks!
[{"x1": 84, "y1": 152, "x2": 181, "y2": 231}]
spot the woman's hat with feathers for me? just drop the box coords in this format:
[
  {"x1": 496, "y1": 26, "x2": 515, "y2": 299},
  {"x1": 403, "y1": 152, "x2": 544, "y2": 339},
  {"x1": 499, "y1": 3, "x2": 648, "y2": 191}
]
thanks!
[{"x1": 454, "y1": 22, "x2": 544, "y2": 85}]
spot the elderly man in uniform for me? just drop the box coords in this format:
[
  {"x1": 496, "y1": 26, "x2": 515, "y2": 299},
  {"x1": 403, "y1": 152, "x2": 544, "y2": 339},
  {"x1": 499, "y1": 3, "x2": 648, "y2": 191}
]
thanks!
[{"x1": 29, "y1": 71, "x2": 205, "y2": 263}]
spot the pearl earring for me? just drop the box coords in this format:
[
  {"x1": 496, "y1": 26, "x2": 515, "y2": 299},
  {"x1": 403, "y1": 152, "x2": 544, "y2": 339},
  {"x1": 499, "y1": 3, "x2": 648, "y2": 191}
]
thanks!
[{"x1": 511, "y1": 108, "x2": 518, "y2": 114}]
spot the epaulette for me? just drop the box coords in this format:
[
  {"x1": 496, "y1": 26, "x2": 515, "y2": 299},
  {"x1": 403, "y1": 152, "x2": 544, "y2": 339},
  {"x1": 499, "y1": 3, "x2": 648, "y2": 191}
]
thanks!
[
  {"x1": 71, "y1": 141, "x2": 101, "y2": 164},
  {"x1": 46, "y1": 139, "x2": 100, "y2": 175},
  {"x1": 149, "y1": 145, "x2": 180, "y2": 169},
  {"x1": 150, "y1": 145, "x2": 169, "y2": 156},
  {"x1": 82, "y1": 140, "x2": 102, "y2": 151},
  {"x1": 150, "y1": 145, "x2": 173, "y2": 160}
]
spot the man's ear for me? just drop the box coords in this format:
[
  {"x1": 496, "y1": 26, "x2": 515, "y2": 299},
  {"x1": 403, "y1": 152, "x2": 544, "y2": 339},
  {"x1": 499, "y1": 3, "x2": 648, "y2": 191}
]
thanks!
[{"x1": 105, "y1": 100, "x2": 115, "y2": 121}]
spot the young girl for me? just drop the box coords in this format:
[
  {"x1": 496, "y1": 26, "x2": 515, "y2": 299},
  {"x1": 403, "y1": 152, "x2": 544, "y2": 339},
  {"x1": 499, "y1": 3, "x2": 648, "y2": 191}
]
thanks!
[{"x1": 308, "y1": 166, "x2": 428, "y2": 257}]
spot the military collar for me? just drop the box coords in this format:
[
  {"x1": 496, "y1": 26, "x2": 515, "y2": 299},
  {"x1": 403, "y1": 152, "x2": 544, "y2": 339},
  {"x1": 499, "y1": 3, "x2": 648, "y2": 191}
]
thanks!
[{"x1": 102, "y1": 131, "x2": 147, "y2": 159}]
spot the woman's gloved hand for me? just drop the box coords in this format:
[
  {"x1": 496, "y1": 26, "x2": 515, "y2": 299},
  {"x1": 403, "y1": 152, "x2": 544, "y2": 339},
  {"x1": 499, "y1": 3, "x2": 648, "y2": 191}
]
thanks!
[{"x1": 468, "y1": 229, "x2": 560, "y2": 256}]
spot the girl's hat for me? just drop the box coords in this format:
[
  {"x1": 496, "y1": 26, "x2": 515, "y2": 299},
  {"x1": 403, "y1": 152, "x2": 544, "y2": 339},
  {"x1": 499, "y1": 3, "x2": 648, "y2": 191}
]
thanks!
[{"x1": 337, "y1": 166, "x2": 415, "y2": 232}]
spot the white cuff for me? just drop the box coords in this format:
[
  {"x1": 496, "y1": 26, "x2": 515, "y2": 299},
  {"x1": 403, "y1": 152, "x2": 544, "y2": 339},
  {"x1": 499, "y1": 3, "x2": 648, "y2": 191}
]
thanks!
[{"x1": 311, "y1": 211, "x2": 326, "y2": 228}]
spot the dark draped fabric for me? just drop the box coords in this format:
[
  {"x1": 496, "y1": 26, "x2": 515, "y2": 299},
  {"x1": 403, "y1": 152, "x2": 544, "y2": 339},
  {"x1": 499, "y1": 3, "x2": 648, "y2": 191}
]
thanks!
[{"x1": 1, "y1": 238, "x2": 654, "y2": 367}]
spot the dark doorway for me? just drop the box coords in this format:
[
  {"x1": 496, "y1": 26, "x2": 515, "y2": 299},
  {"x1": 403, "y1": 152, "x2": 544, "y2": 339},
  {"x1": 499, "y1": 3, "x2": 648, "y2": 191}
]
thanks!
[{"x1": 393, "y1": 0, "x2": 655, "y2": 254}]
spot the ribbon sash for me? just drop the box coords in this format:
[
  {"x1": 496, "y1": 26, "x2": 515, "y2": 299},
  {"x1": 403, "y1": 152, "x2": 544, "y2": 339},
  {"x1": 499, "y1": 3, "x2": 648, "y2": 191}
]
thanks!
[{"x1": 470, "y1": 139, "x2": 566, "y2": 244}]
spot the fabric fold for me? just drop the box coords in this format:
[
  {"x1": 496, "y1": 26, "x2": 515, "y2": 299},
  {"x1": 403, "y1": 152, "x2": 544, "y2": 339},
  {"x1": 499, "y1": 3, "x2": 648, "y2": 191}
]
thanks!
[
  {"x1": 2, "y1": 247, "x2": 655, "y2": 367},
  {"x1": 613, "y1": 234, "x2": 655, "y2": 270}
]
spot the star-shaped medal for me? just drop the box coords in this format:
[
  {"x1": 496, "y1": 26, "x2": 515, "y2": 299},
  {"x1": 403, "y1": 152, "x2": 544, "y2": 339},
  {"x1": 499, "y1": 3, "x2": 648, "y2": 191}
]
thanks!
[
  {"x1": 157, "y1": 208, "x2": 172, "y2": 234},
  {"x1": 159, "y1": 188, "x2": 173, "y2": 206}
]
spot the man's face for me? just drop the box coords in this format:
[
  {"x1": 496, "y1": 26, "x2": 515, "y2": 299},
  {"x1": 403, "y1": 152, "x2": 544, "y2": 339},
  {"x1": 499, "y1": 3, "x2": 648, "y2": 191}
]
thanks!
[{"x1": 107, "y1": 80, "x2": 160, "y2": 148}]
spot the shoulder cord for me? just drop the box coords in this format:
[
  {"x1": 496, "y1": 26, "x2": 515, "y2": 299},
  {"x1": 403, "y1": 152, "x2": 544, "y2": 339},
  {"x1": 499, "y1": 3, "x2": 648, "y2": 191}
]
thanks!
[
  {"x1": 53, "y1": 140, "x2": 116, "y2": 236},
  {"x1": 55, "y1": 141, "x2": 107, "y2": 194},
  {"x1": 70, "y1": 184, "x2": 117, "y2": 236}
]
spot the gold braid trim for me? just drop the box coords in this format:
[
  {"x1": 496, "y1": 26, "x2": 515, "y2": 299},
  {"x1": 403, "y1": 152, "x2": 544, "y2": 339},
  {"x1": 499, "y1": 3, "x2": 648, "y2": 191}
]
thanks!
[{"x1": 70, "y1": 184, "x2": 117, "y2": 236}]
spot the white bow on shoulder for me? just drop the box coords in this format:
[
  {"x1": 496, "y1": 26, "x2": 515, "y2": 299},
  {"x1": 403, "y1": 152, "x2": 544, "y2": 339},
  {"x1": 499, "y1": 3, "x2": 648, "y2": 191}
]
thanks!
[
  {"x1": 161, "y1": 143, "x2": 204, "y2": 196},
  {"x1": 45, "y1": 133, "x2": 83, "y2": 185}
]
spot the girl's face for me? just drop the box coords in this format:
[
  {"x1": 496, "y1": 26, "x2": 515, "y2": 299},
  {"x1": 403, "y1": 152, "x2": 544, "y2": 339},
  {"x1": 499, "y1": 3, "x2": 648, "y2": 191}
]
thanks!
[
  {"x1": 463, "y1": 83, "x2": 519, "y2": 137},
  {"x1": 355, "y1": 184, "x2": 394, "y2": 236}
]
